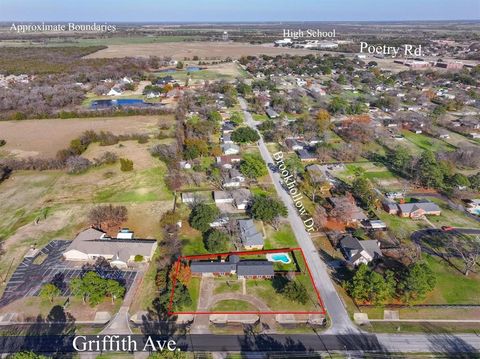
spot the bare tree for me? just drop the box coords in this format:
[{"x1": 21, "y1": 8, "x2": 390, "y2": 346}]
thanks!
[
  {"x1": 312, "y1": 205, "x2": 328, "y2": 229},
  {"x1": 448, "y1": 235, "x2": 480, "y2": 276},
  {"x1": 88, "y1": 205, "x2": 128, "y2": 233}
]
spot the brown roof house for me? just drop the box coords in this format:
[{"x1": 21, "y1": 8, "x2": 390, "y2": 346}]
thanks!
[
  {"x1": 397, "y1": 201, "x2": 441, "y2": 218},
  {"x1": 63, "y1": 228, "x2": 157, "y2": 269}
]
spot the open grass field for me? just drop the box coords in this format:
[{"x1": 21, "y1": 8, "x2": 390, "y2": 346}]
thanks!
[
  {"x1": 0, "y1": 36, "x2": 203, "y2": 48},
  {"x1": 423, "y1": 254, "x2": 480, "y2": 305},
  {"x1": 155, "y1": 63, "x2": 245, "y2": 83},
  {"x1": 0, "y1": 115, "x2": 172, "y2": 158},
  {"x1": 401, "y1": 130, "x2": 456, "y2": 154},
  {"x1": 84, "y1": 42, "x2": 318, "y2": 60},
  {"x1": 335, "y1": 161, "x2": 406, "y2": 191}
]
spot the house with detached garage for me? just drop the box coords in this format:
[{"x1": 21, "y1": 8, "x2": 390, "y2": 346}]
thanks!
[{"x1": 63, "y1": 228, "x2": 157, "y2": 269}]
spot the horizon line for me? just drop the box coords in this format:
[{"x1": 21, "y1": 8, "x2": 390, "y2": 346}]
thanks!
[{"x1": 1, "y1": 19, "x2": 480, "y2": 24}]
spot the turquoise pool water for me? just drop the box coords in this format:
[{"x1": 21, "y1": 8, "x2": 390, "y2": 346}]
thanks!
[
  {"x1": 473, "y1": 208, "x2": 480, "y2": 215},
  {"x1": 270, "y1": 253, "x2": 291, "y2": 264}
]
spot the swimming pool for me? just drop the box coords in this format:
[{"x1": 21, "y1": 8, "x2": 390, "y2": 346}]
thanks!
[{"x1": 266, "y1": 253, "x2": 291, "y2": 264}]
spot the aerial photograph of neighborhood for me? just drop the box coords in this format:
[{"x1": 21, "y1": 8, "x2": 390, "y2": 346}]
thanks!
[{"x1": 0, "y1": 0, "x2": 479, "y2": 358}]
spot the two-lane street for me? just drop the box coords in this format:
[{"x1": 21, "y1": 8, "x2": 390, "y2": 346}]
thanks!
[{"x1": 239, "y1": 97, "x2": 356, "y2": 334}]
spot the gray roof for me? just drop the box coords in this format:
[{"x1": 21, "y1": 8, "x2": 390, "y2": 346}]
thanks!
[
  {"x1": 266, "y1": 108, "x2": 279, "y2": 118},
  {"x1": 238, "y1": 219, "x2": 264, "y2": 247},
  {"x1": 65, "y1": 228, "x2": 157, "y2": 263},
  {"x1": 237, "y1": 261, "x2": 274, "y2": 277},
  {"x1": 296, "y1": 149, "x2": 316, "y2": 160},
  {"x1": 340, "y1": 236, "x2": 382, "y2": 262},
  {"x1": 190, "y1": 262, "x2": 236, "y2": 273},
  {"x1": 398, "y1": 202, "x2": 441, "y2": 214}
]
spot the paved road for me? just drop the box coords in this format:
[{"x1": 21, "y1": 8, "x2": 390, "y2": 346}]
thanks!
[
  {"x1": 101, "y1": 270, "x2": 144, "y2": 335},
  {"x1": 239, "y1": 98, "x2": 356, "y2": 334},
  {"x1": 3, "y1": 332, "x2": 479, "y2": 354}
]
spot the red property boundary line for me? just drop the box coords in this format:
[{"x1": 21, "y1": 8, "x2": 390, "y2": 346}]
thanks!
[{"x1": 168, "y1": 247, "x2": 326, "y2": 316}]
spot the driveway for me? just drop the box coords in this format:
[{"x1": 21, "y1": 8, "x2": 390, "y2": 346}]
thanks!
[{"x1": 239, "y1": 97, "x2": 357, "y2": 334}]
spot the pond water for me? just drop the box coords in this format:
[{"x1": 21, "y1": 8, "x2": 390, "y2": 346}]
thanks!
[{"x1": 91, "y1": 99, "x2": 152, "y2": 109}]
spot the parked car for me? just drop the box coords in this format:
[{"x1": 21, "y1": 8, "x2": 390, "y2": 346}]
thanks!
[{"x1": 441, "y1": 226, "x2": 455, "y2": 231}]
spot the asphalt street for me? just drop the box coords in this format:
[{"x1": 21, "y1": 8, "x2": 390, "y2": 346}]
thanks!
[
  {"x1": 1, "y1": 333, "x2": 479, "y2": 354},
  {"x1": 239, "y1": 97, "x2": 356, "y2": 334}
]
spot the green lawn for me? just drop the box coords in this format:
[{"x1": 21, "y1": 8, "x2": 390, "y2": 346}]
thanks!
[
  {"x1": 211, "y1": 299, "x2": 256, "y2": 312},
  {"x1": 401, "y1": 130, "x2": 456, "y2": 153},
  {"x1": 246, "y1": 277, "x2": 319, "y2": 311},
  {"x1": 94, "y1": 166, "x2": 173, "y2": 203},
  {"x1": 177, "y1": 277, "x2": 201, "y2": 312},
  {"x1": 214, "y1": 279, "x2": 241, "y2": 295},
  {"x1": 375, "y1": 210, "x2": 428, "y2": 240},
  {"x1": 252, "y1": 114, "x2": 269, "y2": 121},
  {"x1": 423, "y1": 254, "x2": 480, "y2": 304},
  {"x1": 180, "y1": 232, "x2": 207, "y2": 256},
  {"x1": 264, "y1": 224, "x2": 298, "y2": 249}
]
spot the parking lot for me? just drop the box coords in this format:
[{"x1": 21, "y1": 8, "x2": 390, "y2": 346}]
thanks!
[{"x1": 0, "y1": 240, "x2": 137, "y2": 308}]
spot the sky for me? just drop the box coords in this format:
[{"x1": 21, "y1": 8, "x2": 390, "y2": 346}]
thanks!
[{"x1": 1, "y1": 0, "x2": 479, "y2": 22}]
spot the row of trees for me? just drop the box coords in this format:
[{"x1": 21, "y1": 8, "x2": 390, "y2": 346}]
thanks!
[
  {"x1": 346, "y1": 262, "x2": 436, "y2": 305},
  {"x1": 385, "y1": 146, "x2": 480, "y2": 193},
  {"x1": 40, "y1": 270, "x2": 125, "y2": 306}
]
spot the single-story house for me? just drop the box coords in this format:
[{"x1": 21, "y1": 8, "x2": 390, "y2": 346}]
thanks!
[
  {"x1": 216, "y1": 155, "x2": 241, "y2": 169},
  {"x1": 285, "y1": 138, "x2": 305, "y2": 151},
  {"x1": 222, "y1": 143, "x2": 240, "y2": 155},
  {"x1": 306, "y1": 165, "x2": 333, "y2": 193},
  {"x1": 222, "y1": 122, "x2": 236, "y2": 134},
  {"x1": 210, "y1": 215, "x2": 230, "y2": 228},
  {"x1": 221, "y1": 133, "x2": 234, "y2": 144},
  {"x1": 383, "y1": 200, "x2": 399, "y2": 215},
  {"x1": 266, "y1": 107, "x2": 279, "y2": 119},
  {"x1": 397, "y1": 202, "x2": 441, "y2": 218},
  {"x1": 340, "y1": 235, "x2": 382, "y2": 266},
  {"x1": 296, "y1": 149, "x2": 317, "y2": 162},
  {"x1": 223, "y1": 169, "x2": 246, "y2": 188},
  {"x1": 182, "y1": 192, "x2": 199, "y2": 204},
  {"x1": 328, "y1": 196, "x2": 368, "y2": 224},
  {"x1": 107, "y1": 87, "x2": 123, "y2": 96},
  {"x1": 231, "y1": 188, "x2": 252, "y2": 210},
  {"x1": 63, "y1": 228, "x2": 157, "y2": 268},
  {"x1": 214, "y1": 191, "x2": 234, "y2": 204},
  {"x1": 191, "y1": 255, "x2": 274, "y2": 279},
  {"x1": 238, "y1": 219, "x2": 264, "y2": 250},
  {"x1": 365, "y1": 220, "x2": 387, "y2": 230},
  {"x1": 155, "y1": 75, "x2": 175, "y2": 85}
]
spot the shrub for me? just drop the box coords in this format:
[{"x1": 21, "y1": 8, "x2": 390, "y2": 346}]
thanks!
[
  {"x1": 66, "y1": 156, "x2": 91, "y2": 174},
  {"x1": 134, "y1": 254, "x2": 144, "y2": 262},
  {"x1": 120, "y1": 158, "x2": 134, "y2": 171},
  {"x1": 0, "y1": 139, "x2": 6, "y2": 147}
]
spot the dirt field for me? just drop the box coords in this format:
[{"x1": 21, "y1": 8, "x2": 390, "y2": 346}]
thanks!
[
  {"x1": 0, "y1": 115, "x2": 172, "y2": 158},
  {"x1": 84, "y1": 41, "x2": 318, "y2": 59}
]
